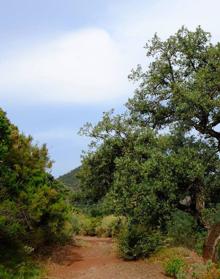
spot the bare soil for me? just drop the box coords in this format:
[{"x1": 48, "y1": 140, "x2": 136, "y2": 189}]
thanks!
[{"x1": 44, "y1": 236, "x2": 168, "y2": 279}]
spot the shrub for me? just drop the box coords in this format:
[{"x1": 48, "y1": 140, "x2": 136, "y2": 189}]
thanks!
[
  {"x1": 0, "y1": 262, "x2": 41, "y2": 279},
  {"x1": 167, "y1": 210, "x2": 197, "y2": 248},
  {"x1": 30, "y1": 182, "x2": 74, "y2": 245},
  {"x1": 163, "y1": 257, "x2": 220, "y2": 279},
  {"x1": 0, "y1": 109, "x2": 75, "y2": 276},
  {"x1": 95, "y1": 215, "x2": 126, "y2": 237},
  {"x1": 77, "y1": 214, "x2": 100, "y2": 236},
  {"x1": 149, "y1": 247, "x2": 191, "y2": 264},
  {"x1": 191, "y1": 261, "x2": 220, "y2": 279},
  {"x1": 117, "y1": 221, "x2": 162, "y2": 260},
  {"x1": 71, "y1": 214, "x2": 81, "y2": 235},
  {"x1": 0, "y1": 241, "x2": 42, "y2": 279},
  {"x1": 194, "y1": 230, "x2": 207, "y2": 256},
  {"x1": 0, "y1": 109, "x2": 74, "y2": 249},
  {"x1": 165, "y1": 258, "x2": 186, "y2": 278}
]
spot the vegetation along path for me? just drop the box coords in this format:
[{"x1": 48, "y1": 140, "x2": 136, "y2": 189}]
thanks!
[{"x1": 45, "y1": 236, "x2": 167, "y2": 279}]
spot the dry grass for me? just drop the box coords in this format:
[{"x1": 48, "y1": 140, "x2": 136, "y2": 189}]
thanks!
[{"x1": 149, "y1": 246, "x2": 202, "y2": 265}]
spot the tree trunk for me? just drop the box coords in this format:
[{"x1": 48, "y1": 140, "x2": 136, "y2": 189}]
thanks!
[
  {"x1": 203, "y1": 223, "x2": 220, "y2": 262},
  {"x1": 195, "y1": 190, "x2": 205, "y2": 215}
]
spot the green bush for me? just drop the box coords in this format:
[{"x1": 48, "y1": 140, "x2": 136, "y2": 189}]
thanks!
[
  {"x1": 71, "y1": 214, "x2": 81, "y2": 235},
  {"x1": 76, "y1": 214, "x2": 100, "y2": 236},
  {"x1": 0, "y1": 109, "x2": 74, "y2": 249},
  {"x1": 0, "y1": 262, "x2": 41, "y2": 279},
  {"x1": 167, "y1": 210, "x2": 197, "y2": 248},
  {"x1": 118, "y1": 221, "x2": 162, "y2": 260},
  {"x1": 194, "y1": 230, "x2": 207, "y2": 256},
  {"x1": 0, "y1": 108, "x2": 74, "y2": 276},
  {"x1": 95, "y1": 215, "x2": 126, "y2": 237},
  {"x1": 165, "y1": 258, "x2": 186, "y2": 278},
  {"x1": 72, "y1": 213, "x2": 127, "y2": 238},
  {"x1": 0, "y1": 263, "x2": 41, "y2": 279},
  {"x1": 26, "y1": 182, "x2": 74, "y2": 246},
  {"x1": 164, "y1": 257, "x2": 220, "y2": 279},
  {"x1": 0, "y1": 241, "x2": 42, "y2": 279}
]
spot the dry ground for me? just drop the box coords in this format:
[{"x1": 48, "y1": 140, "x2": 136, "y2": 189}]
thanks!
[{"x1": 44, "y1": 236, "x2": 168, "y2": 279}]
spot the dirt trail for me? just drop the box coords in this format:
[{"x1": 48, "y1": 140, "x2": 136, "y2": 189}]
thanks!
[{"x1": 45, "y1": 236, "x2": 168, "y2": 279}]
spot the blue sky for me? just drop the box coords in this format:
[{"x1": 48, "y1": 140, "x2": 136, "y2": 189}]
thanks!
[{"x1": 1, "y1": 0, "x2": 220, "y2": 177}]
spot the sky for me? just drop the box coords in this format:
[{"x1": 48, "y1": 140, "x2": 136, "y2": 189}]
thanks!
[{"x1": 1, "y1": 0, "x2": 220, "y2": 177}]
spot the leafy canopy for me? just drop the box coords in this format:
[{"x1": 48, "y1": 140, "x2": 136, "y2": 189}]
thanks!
[
  {"x1": 79, "y1": 26, "x2": 220, "y2": 224},
  {"x1": 77, "y1": 26, "x2": 220, "y2": 259},
  {"x1": 128, "y1": 26, "x2": 220, "y2": 148}
]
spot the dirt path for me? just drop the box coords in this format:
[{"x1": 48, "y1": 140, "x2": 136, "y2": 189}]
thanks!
[{"x1": 45, "y1": 236, "x2": 168, "y2": 279}]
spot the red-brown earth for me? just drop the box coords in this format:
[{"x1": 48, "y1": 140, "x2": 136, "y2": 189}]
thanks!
[{"x1": 44, "y1": 236, "x2": 168, "y2": 279}]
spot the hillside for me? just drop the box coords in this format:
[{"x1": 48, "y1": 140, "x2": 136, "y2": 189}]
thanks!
[{"x1": 58, "y1": 166, "x2": 81, "y2": 190}]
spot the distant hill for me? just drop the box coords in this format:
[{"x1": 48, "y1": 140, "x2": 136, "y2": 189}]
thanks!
[{"x1": 58, "y1": 166, "x2": 80, "y2": 190}]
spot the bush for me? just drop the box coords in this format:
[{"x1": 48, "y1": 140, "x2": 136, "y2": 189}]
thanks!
[
  {"x1": 167, "y1": 210, "x2": 197, "y2": 248},
  {"x1": 117, "y1": 221, "x2": 162, "y2": 260},
  {"x1": 165, "y1": 258, "x2": 186, "y2": 278},
  {"x1": 163, "y1": 257, "x2": 220, "y2": 279},
  {"x1": 0, "y1": 263, "x2": 41, "y2": 279},
  {"x1": 0, "y1": 241, "x2": 42, "y2": 279},
  {"x1": 0, "y1": 109, "x2": 74, "y2": 276},
  {"x1": 27, "y1": 182, "x2": 73, "y2": 246},
  {"x1": 71, "y1": 214, "x2": 81, "y2": 235},
  {"x1": 194, "y1": 230, "x2": 207, "y2": 256},
  {"x1": 77, "y1": 214, "x2": 100, "y2": 236},
  {"x1": 95, "y1": 215, "x2": 126, "y2": 237},
  {"x1": 0, "y1": 110, "x2": 74, "y2": 249},
  {"x1": 191, "y1": 261, "x2": 220, "y2": 279}
]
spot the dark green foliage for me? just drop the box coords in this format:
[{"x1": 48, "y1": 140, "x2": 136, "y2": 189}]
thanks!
[
  {"x1": 78, "y1": 140, "x2": 124, "y2": 202},
  {"x1": 127, "y1": 26, "x2": 220, "y2": 148},
  {"x1": 0, "y1": 263, "x2": 41, "y2": 279},
  {"x1": 78, "y1": 112, "x2": 129, "y2": 203},
  {"x1": 81, "y1": 124, "x2": 220, "y2": 233},
  {"x1": 201, "y1": 204, "x2": 220, "y2": 228},
  {"x1": 0, "y1": 108, "x2": 73, "y2": 274},
  {"x1": 167, "y1": 210, "x2": 197, "y2": 248},
  {"x1": 195, "y1": 230, "x2": 207, "y2": 256},
  {"x1": 0, "y1": 240, "x2": 41, "y2": 279},
  {"x1": 0, "y1": 109, "x2": 10, "y2": 159},
  {"x1": 118, "y1": 220, "x2": 162, "y2": 260},
  {"x1": 78, "y1": 27, "x2": 220, "y2": 259}
]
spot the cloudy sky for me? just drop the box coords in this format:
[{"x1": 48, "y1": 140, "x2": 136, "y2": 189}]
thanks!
[{"x1": 1, "y1": 0, "x2": 220, "y2": 176}]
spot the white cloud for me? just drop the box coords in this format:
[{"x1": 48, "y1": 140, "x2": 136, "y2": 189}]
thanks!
[
  {"x1": 113, "y1": 0, "x2": 220, "y2": 64},
  {"x1": 1, "y1": 0, "x2": 220, "y2": 105},
  {"x1": 0, "y1": 28, "x2": 128, "y2": 104}
]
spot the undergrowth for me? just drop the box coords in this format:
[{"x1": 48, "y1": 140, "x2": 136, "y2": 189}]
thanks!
[{"x1": 0, "y1": 240, "x2": 42, "y2": 279}]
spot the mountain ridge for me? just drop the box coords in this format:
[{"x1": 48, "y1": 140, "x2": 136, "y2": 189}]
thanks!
[{"x1": 58, "y1": 166, "x2": 80, "y2": 190}]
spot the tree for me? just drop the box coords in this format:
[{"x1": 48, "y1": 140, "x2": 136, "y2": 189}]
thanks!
[
  {"x1": 110, "y1": 130, "x2": 220, "y2": 226},
  {"x1": 79, "y1": 26, "x2": 220, "y2": 259},
  {"x1": 0, "y1": 108, "x2": 73, "y2": 248},
  {"x1": 127, "y1": 26, "x2": 220, "y2": 149},
  {"x1": 78, "y1": 111, "x2": 130, "y2": 203}
]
